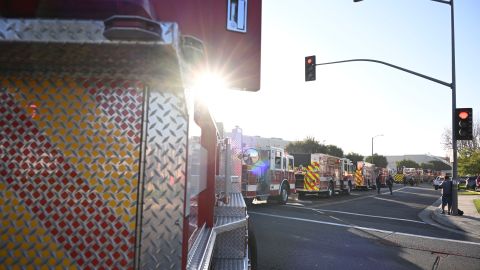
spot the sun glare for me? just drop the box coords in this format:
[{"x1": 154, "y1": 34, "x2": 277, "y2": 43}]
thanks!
[{"x1": 190, "y1": 72, "x2": 228, "y2": 107}]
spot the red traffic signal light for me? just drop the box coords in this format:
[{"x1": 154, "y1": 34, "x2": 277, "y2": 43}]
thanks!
[
  {"x1": 458, "y1": 111, "x2": 469, "y2": 120},
  {"x1": 305, "y1": 55, "x2": 316, "y2": 81},
  {"x1": 455, "y1": 108, "x2": 473, "y2": 140}
]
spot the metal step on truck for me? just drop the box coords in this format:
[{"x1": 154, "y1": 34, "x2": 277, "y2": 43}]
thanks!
[{"x1": 0, "y1": 0, "x2": 262, "y2": 269}]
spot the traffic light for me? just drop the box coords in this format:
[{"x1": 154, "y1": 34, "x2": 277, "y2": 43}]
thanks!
[
  {"x1": 455, "y1": 108, "x2": 473, "y2": 140},
  {"x1": 305, "y1": 55, "x2": 316, "y2": 81}
]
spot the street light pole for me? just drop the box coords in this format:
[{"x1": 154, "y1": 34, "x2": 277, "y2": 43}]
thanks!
[{"x1": 371, "y1": 134, "x2": 384, "y2": 166}]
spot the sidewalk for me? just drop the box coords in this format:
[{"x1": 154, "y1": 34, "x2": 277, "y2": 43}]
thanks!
[{"x1": 420, "y1": 195, "x2": 480, "y2": 239}]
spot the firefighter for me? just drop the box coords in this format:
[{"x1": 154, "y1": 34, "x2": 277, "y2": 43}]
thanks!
[
  {"x1": 387, "y1": 174, "x2": 394, "y2": 195},
  {"x1": 375, "y1": 173, "x2": 382, "y2": 194}
]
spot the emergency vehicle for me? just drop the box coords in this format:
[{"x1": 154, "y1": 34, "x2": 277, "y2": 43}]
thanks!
[
  {"x1": 0, "y1": 0, "x2": 262, "y2": 269},
  {"x1": 241, "y1": 147, "x2": 296, "y2": 204},
  {"x1": 341, "y1": 158, "x2": 356, "y2": 187},
  {"x1": 354, "y1": 161, "x2": 376, "y2": 189},
  {"x1": 293, "y1": 153, "x2": 353, "y2": 199}
]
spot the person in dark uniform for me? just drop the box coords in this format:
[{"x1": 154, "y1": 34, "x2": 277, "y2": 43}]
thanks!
[
  {"x1": 440, "y1": 176, "x2": 453, "y2": 215},
  {"x1": 375, "y1": 173, "x2": 382, "y2": 194},
  {"x1": 387, "y1": 174, "x2": 394, "y2": 195}
]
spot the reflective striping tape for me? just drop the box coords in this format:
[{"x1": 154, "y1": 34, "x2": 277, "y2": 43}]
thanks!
[
  {"x1": 394, "y1": 174, "x2": 404, "y2": 182},
  {"x1": 0, "y1": 76, "x2": 140, "y2": 268},
  {"x1": 355, "y1": 170, "x2": 363, "y2": 186},
  {"x1": 304, "y1": 177, "x2": 319, "y2": 191},
  {"x1": 289, "y1": 184, "x2": 295, "y2": 190}
]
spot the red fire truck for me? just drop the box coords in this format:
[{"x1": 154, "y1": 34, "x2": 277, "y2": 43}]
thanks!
[
  {"x1": 241, "y1": 146, "x2": 296, "y2": 205},
  {"x1": 293, "y1": 153, "x2": 353, "y2": 199},
  {"x1": 354, "y1": 161, "x2": 375, "y2": 189},
  {"x1": 0, "y1": 0, "x2": 261, "y2": 269}
]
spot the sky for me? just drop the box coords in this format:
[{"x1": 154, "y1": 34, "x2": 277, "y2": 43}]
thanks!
[{"x1": 205, "y1": 0, "x2": 480, "y2": 159}]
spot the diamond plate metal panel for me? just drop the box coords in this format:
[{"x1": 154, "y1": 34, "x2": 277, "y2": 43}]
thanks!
[
  {"x1": 213, "y1": 258, "x2": 248, "y2": 270},
  {"x1": 230, "y1": 129, "x2": 243, "y2": 181},
  {"x1": 0, "y1": 18, "x2": 175, "y2": 43},
  {"x1": 214, "y1": 227, "x2": 246, "y2": 259},
  {"x1": 140, "y1": 90, "x2": 188, "y2": 270},
  {"x1": 0, "y1": 19, "x2": 181, "y2": 81},
  {"x1": 214, "y1": 193, "x2": 247, "y2": 259},
  {"x1": 0, "y1": 72, "x2": 143, "y2": 269}
]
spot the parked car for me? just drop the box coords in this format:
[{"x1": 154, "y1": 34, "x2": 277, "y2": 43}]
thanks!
[
  {"x1": 466, "y1": 176, "x2": 478, "y2": 190},
  {"x1": 433, "y1": 176, "x2": 444, "y2": 190}
]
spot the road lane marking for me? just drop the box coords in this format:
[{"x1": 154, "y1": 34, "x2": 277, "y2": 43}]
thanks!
[
  {"x1": 405, "y1": 186, "x2": 437, "y2": 191},
  {"x1": 286, "y1": 202, "x2": 305, "y2": 206},
  {"x1": 394, "y1": 190, "x2": 439, "y2": 198},
  {"x1": 248, "y1": 211, "x2": 480, "y2": 247},
  {"x1": 286, "y1": 207, "x2": 426, "y2": 224},
  {"x1": 293, "y1": 186, "x2": 410, "y2": 207}
]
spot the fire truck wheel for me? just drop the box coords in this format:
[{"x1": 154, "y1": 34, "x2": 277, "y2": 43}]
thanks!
[
  {"x1": 279, "y1": 183, "x2": 289, "y2": 204},
  {"x1": 298, "y1": 192, "x2": 306, "y2": 200},
  {"x1": 327, "y1": 182, "x2": 334, "y2": 197}
]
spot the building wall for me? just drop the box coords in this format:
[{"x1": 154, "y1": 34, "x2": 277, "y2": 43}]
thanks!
[
  {"x1": 385, "y1": 155, "x2": 451, "y2": 170},
  {"x1": 225, "y1": 127, "x2": 291, "y2": 150}
]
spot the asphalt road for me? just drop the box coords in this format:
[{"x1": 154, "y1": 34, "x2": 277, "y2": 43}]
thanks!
[{"x1": 247, "y1": 183, "x2": 480, "y2": 270}]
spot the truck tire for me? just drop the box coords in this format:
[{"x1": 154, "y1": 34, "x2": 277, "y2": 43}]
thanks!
[
  {"x1": 327, "y1": 182, "x2": 334, "y2": 197},
  {"x1": 279, "y1": 183, "x2": 289, "y2": 204},
  {"x1": 298, "y1": 191, "x2": 306, "y2": 200}
]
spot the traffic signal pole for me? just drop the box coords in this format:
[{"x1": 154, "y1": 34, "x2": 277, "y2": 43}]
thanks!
[
  {"x1": 449, "y1": 0, "x2": 458, "y2": 216},
  {"x1": 308, "y1": 0, "x2": 458, "y2": 215},
  {"x1": 310, "y1": 0, "x2": 462, "y2": 215},
  {"x1": 315, "y1": 57, "x2": 459, "y2": 215}
]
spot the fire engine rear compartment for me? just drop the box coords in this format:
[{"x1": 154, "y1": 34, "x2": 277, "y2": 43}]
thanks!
[{"x1": 0, "y1": 18, "x2": 249, "y2": 270}]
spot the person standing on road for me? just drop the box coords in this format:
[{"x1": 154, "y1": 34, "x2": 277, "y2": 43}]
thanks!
[
  {"x1": 439, "y1": 175, "x2": 453, "y2": 215},
  {"x1": 376, "y1": 173, "x2": 382, "y2": 194},
  {"x1": 387, "y1": 174, "x2": 394, "y2": 195}
]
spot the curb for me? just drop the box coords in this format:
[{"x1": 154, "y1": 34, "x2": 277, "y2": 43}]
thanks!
[
  {"x1": 419, "y1": 197, "x2": 480, "y2": 240},
  {"x1": 418, "y1": 198, "x2": 468, "y2": 236},
  {"x1": 430, "y1": 208, "x2": 465, "y2": 232}
]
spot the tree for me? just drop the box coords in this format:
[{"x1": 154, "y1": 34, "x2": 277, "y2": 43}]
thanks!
[
  {"x1": 286, "y1": 137, "x2": 326, "y2": 154},
  {"x1": 345, "y1": 152, "x2": 364, "y2": 167},
  {"x1": 325, "y1": 145, "x2": 343, "y2": 157},
  {"x1": 442, "y1": 118, "x2": 479, "y2": 175},
  {"x1": 420, "y1": 162, "x2": 434, "y2": 170},
  {"x1": 365, "y1": 154, "x2": 388, "y2": 168},
  {"x1": 428, "y1": 160, "x2": 451, "y2": 171},
  {"x1": 396, "y1": 159, "x2": 419, "y2": 169},
  {"x1": 285, "y1": 137, "x2": 344, "y2": 157},
  {"x1": 442, "y1": 118, "x2": 480, "y2": 153},
  {"x1": 458, "y1": 149, "x2": 480, "y2": 176}
]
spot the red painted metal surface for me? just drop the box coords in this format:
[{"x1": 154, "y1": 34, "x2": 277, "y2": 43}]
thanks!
[
  {"x1": 0, "y1": 0, "x2": 262, "y2": 91},
  {"x1": 195, "y1": 101, "x2": 218, "y2": 228},
  {"x1": 154, "y1": 0, "x2": 262, "y2": 91}
]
